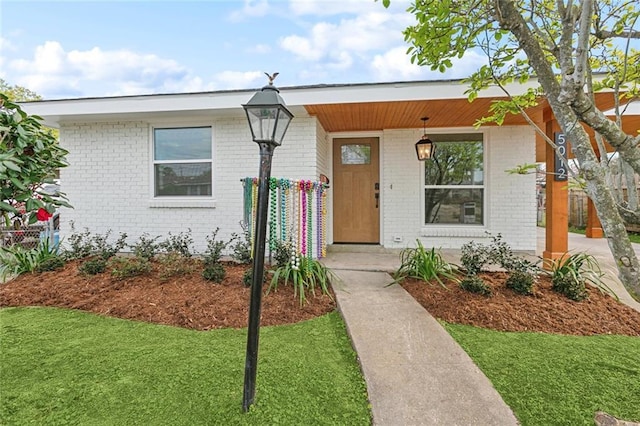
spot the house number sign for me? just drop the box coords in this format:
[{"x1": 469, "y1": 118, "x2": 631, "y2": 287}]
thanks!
[{"x1": 554, "y1": 132, "x2": 568, "y2": 181}]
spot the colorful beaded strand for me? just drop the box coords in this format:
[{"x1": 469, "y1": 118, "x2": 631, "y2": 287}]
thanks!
[
  {"x1": 321, "y1": 186, "x2": 327, "y2": 258},
  {"x1": 306, "y1": 181, "x2": 313, "y2": 259},
  {"x1": 300, "y1": 180, "x2": 307, "y2": 256},
  {"x1": 269, "y1": 178, "x2": 278, "y2": 252}
]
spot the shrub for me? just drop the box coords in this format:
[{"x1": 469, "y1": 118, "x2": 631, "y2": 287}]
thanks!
[
  {"x1": 273, "y1": 239, "x2": 293, "y2": 268},
  {"x1": 202, "y1": 228, "x2": 227, "y2": 266},
  {"x1": 160, "y1": 230, "x2": 193, "y2": 258},
  {"x1": 395, "y1": 240, "x2": 458, "y2": 287},
  {"x1": 459, "y1": 275, "x2": 492, "y2": 296},
  {"x1": 35, "y1": 256, "x2": 65, "y2": 272},
  {"x1": 130, "y1": 233, "x2": 161, "y2": 261},
  {"x1": 461, "y1": 234, "x2": 539, "y2": 276},
  {"x1": 460, "y1": 240, "x2": 491, "y2": 275},
  {"x1": 202, "y1": 263, "x2": 226, "y2": 283},
  {"x1": 108, "y1": 256, "x2": 151, "y2": 280},
  {"x1": 243, "y1": 268, "x2": 253, "y2": 287},
  {"x1": 549, "y1": 253, "x2": 607, "y2": 301},
  {"x1": 230, "y1": 221, "x2": 252, "y2": 264},
  {"x1": 78, "y1": 258, "x2": 107, "y2": 275},
  {"x1": 63, "y1": 223, "x2": 127, "y2": 261},
  {"x1": 506, "y1": 270, "x2": 535, "y2": 295},
  {"x1": 269, "y1": 252, "x2": 334, "y2": 305},
  {"x1": 158, "y1": 252, "x2": 197, "y2": 280}
]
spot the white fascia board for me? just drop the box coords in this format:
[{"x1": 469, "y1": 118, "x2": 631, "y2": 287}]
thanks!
[{"x1": 20, "y1": 78, "x2": 541, "y2": 127}]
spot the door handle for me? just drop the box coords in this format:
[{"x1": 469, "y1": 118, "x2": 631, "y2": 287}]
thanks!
[{"x1": 375, "y1": 193, "x2": 379, "y2": 208}]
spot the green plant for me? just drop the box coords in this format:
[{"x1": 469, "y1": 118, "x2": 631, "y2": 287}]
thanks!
[
  {"x1": 129, "y1": 233, "x2": 161, "y2": 261},
  {"x1": 269, "y1": 252, "x2": 334, "y2": 305},
  {"x1": 63, "y1": 223, "x2": 127, "y2": 261},
  {"x1": 0, "y1": 239, "x2": 61, "y2": 278},
  {"x1": 460, "y1": 240, "x2": 491, "y2": 275},
  {"x1": 157, "y1": 252, "x2": 196, "y2": 280},
  {"x1": 459, "y1": 275, "x2": 492, "y2": 296},
  {"x1": 550, "y1": 252, "x2": 610, "y2": 301},
  {"x1": 229, "y1": 221, "x2": 252, "y2": 264},
  {"x1": 243, "y1": 268, "x2": 253, "y2": 287},
  {"x1": 394, "y1": 240, "x2": 458, "y2": 287},
  {"x1": 78, "y1": 258, "x2": 107, "y2": 275},
  {"x1": 505, "y1": 270, "x2": 535, "y2": 295},
  {"x1": 461, "y1": 234, "x2": 538, "y2": 276},
  {"x1": 108, "y1": 256, "x2": 151, "y2": 280},
  {"x1": 35, "y1": 256, "x2": 65, "y2": 272},
  {"x1": 273, "y1": 239, "x2": 293, "y2": 268},
  {"x1": 202, "y1": 263, "x2": 226, "y2": 283},
  {"x1": 160, "y1": 230, "x2": 193, "y2": 258}
]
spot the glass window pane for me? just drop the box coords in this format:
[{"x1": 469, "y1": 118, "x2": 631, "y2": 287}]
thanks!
[
  {"x1": 425, "y1": 141, "x2": 483, "y2": 186},
  {"x1": 155, "y1": 163, "x2": 212, "y2": 196},
  {"x1": 425, "y1": 189, "x2": 484, "y2": 225},
  {"x1": 154, "y1": 127, "x2": 211, "y2": 161},
  {"x1": 341, "y1": 144, "x2": 371, "y2": 165}
]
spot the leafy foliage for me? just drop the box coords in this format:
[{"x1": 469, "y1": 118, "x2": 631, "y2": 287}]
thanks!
[
  {"x1": 0, "y1": 93, "x2": 70, "y2": 228},
  {"x1": 202, "y1": 263, "x2": 226, "y2": 283},
  {"x1": 549, "y1": 253, "x2": 609, "y2": 301},
  {"x1": 157, "y1": 252, "x2": 196, "y2": 281},
  {"x1": 78, "y1": 258, "x2": 107, "y2": 275},
  {"x1": 505, "y1": 270, "x2": 535, "y2": 295},
  {"x1": 394, "y1": 240, "x2": 458, "y2": 287},
  {"x1": 229, "y1": 221, "x2": 252, "y2": 264},
  {"x1": 269, "y1": 252, "x2": 334, "y2": 305},
  {"x1": 0, "y1": 239, "x2": 61, "y2": 279},
  {"x1": 273, "y1": 239, "x2": 293, "y2": 268},
  {"x1": 160, "y1": 229, "x2": 193, "y2": 258},
  {"x1": 201, "y1": 228, "x2": 228, "y2": 283},
  {"x1": 108, "y1": 256, "x2": 151, "y2": 281},
  {"x1": 129, "y1": 233, "x2": 161, "y2": 261},
  {"x1": 460, "y1": 234, "x2": 538, "y2": 275},
  {"x1": 63, "y1": 224, "x2": 127, "y2": 261},
  {"x1": 459, "y1": 275, "x2": 492, "y2": 296}
]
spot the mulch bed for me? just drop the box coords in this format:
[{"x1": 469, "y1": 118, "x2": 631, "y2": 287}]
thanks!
[{"x1": 2, "y1": 260, "x2": 640, "y2": 336}]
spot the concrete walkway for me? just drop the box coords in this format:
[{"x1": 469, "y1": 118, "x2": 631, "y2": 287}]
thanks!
[{"x1": 322, "y1": 228, "x2": 640, "y2": 425}]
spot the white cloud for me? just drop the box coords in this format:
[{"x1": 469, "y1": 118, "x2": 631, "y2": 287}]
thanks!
[
  {"x1": 288, "y1": 0, "x2": 410, "y2": 16},
  {"x1": 279, "y1": 11, "x2": 411, "y2": 66},
  {"x1": 6, "y1": 41, "x2": 222, "y2": 98},
  {"x1": 229, "y1": 0, "x2": 270, "y2": 22},
  {"x1": 371, "y1": 47, "x2": 488, "y2": 81},
  {"x1": 0, "y1": 37, "x2": 17, "y2": 52},
  {"x1": 248, "y1": 43, "x2": 271, "y2": 54}
]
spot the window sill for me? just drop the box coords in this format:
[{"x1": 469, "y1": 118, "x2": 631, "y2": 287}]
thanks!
[
  {"x1": 148, "y1": 199, "x2": 217, "y2": 209},
  {"x1": 421, "y1": 227, "x2": 490, "y2": 238}
]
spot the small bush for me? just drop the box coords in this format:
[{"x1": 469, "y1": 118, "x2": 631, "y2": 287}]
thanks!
[
  {"x1": 506, "y1": 270, "x2": 535, "y2": 295},
  {"x1": 158, "y1": 252, "x2": 196, "y2": 280},
  {"x1": 269, "y1": 253, "x2": 334, "y2": 305},
  {"x1": 160, "y1": 230, "x2": 193, "y2": 258},
  {"x1": 108, "y1": 256, "x2": 151, "y2": 280},
  {"x1": 78, "y1": 258, "x2": 107, "y2": 275},
  {"x1": 63, "y1": 223, "x2": 127, "y2": 261},
  {"x1": 550, "y1": 252, "x2": 608, "y2": 301},
  {"x1": 460, "y1": 240, "x2": 491, "y2": 275},
  {"x1": 203, "y1": 263, "x2": 226, "y2": 283},
  {"x1": 230, "y1": 221, "x2": 252, "y2": 264},
  {"x1": 35, "y1": 256, "x2": 65, "y2": 272},
  {"x1": 273, "y1": 240, "x2": 293, "y2": 268},
  {"x1": 552, "y1": 274, "x2": 588, "y2": 301},
  {"x1": 459, "y1": 275, "x2": 492, "y2": 296},
  {"x1": 130, "y1": 233, "x2": 161, "y2": 261},
  {"x1": 243, "y1": 268, "x2": 253, "y2": 287},
  {"x1": 203, "y1": 228, "x2": 227, "y2": 266}
]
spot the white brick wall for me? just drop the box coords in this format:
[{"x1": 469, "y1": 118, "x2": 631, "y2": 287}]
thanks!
[
  {"x1": 381, "y1": 126, "x2": 536, "y2": 251},
  {"x1": 59, "y1": 116, "x2": 320, "y2": 252}
]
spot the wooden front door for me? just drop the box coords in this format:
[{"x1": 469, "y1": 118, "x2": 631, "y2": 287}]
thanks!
[{"x1": 333, "y1": 137, "x2": 380, "y2": 243}]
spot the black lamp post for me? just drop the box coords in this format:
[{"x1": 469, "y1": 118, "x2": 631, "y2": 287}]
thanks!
[
  {"x1": 241, "y1": 74, "x2": 293, "y2": 412},
  {"x1": 415, "y1": 116, "x2": 435, "y2": 161}
]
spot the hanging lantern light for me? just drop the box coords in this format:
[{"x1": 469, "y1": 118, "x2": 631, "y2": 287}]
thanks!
[{"x1": 415, "y1": 116, "x2": 435, "y2": 161}]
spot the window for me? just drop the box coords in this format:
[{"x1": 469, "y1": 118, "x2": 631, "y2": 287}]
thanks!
[
  {"x1": 424, "y1": 133, "x2": 484, "y2": 225},
  {"x1": 153, "y1": 127, "x2": 212, "y2": 197}
]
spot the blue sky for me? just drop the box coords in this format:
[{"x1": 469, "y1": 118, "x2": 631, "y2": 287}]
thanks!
[{"x1": 0, "y1": 0, "x2": 486, "y2": 99}]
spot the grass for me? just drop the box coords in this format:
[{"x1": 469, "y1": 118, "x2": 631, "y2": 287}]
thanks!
[
  {"x1": 569, "y1": 226, "x2": 640, "y2": 244},
  {"x1": 0, "y1": 307, "x2": 371, "y2": 425},
  {"x1": 443, "y1": 322, "x2": 640, "y2": 426}
]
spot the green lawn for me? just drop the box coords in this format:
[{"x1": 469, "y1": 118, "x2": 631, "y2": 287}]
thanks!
[
  {"x1": 0, "y1": 307, "x2": 371, "y2": 425},
  {"x1": 569, "y1": 226, "x2": 640, "y2": 244},
  {"x1": 444, "y1": 322, "x2": 640, "y2": 426}
]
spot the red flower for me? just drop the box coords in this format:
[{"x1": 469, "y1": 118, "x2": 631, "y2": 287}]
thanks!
[{"x1": 36, "y1": 208, "x2": 53, "y2": 221}]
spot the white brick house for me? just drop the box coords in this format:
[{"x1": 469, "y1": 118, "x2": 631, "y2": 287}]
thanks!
[{"x1": 22, "y1": 79, "x2": 538, "y2": 254}]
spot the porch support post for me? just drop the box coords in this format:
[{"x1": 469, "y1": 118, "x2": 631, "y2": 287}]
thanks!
[
  {"x1": 585, "y1": 198, "x2": 604, "y2": 238},
  {"x1": 543, "y1": 115, "x2": 568, "y2": 267}
]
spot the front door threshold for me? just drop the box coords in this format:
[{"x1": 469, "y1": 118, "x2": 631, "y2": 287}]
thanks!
[{"x1": 328, "y1": 244, "x2": 389, "y2": 254}]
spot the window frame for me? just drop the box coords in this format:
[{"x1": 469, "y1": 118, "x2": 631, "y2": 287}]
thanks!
[
  {"x1": 149, "y1": 123, "x2": 215, "y2": 207},
  {"x1": 421, "y1": 132, "x2": 486, "y2": 227}
]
